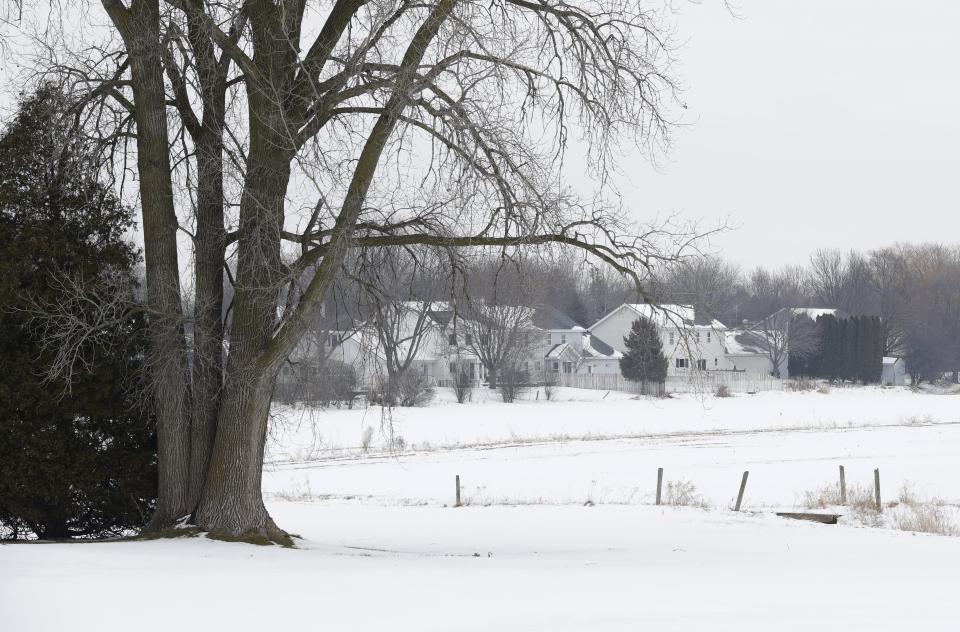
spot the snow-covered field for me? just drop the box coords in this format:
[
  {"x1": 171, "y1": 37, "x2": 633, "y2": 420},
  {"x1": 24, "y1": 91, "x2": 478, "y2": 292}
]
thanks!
[{"x1": 3, "y1": 387, "x2": 960, "y2": 631}]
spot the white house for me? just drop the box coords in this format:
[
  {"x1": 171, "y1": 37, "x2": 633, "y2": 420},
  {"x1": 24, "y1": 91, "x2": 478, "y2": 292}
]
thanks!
[
  {"x1": 533, "y1": 305, "x2": 621, "y2": 378},
  {"x1": 590, "y1": 304, "x2": 730, "y2": 376},
  {"x1": 721, "y1": 329, "x2": 781, "y2": 376}
]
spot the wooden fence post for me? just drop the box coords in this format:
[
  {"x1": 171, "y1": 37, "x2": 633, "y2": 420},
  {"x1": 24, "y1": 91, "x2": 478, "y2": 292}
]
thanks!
[
  {"x1": 874, "y1": 468, "x2": 881, "y2": 512},
  {"x1": 839, "y1": 465, "x2": 847, "y2": 505},
  {"x1": 734, "y1": 471, "x2": 749, "y2": 511},
  {"x1": 455, "y1": 474, "x2": 461, "y2": 508},
  {"x1": 656, "y1": 467, "x2": 663, "y2": 505}
]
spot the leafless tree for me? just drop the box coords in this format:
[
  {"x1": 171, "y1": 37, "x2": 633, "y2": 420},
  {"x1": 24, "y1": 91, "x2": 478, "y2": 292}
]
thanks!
[
  {"x1": 24, "y1": 0, "x2": 701, "y2": 540},
  {"x1": 657, "y1": 255, "x2": 741, "y2": 324},
  {"x1": 352, "y1": 248, "x2": 445, "y2": 405},
  {"x1": 750, "y1": 309, "x2": 820, "y2": 378},
  {"x1": 458, "y1": 300, "x2": 537, "y2": 391}
]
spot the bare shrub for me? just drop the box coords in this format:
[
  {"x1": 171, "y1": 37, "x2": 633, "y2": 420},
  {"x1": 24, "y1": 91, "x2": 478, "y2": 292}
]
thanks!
[
  {"x1": 817, "y1": 385, "x2": 831, "y2": 395},
  {"x1": 662, "y1": 480, "x2": 709, "y2": 508},
  {"x1": 451, "y1": 361, "x2": 473, "y2": 404},
  {"x1": 360, "y1": 426, "x2": 374, "y2": 453},
  {"x1": 370, "y1": 371, "x2": 435, "y2": 407},
  {"x1": 543, "y1": 380, "x2": 556, "y2": 401},
  {"x1": 786, "y1": 379, "x2": 816, "y2": 392},
  {"x1": 715, "y1": 384, "x2": 731, "y2": 398},
  {"x1": 317, "y1": 361, "x2": 358, "y2": 408},
  {"x1": 499, "y1": 366, "x2": 531, "y2": 403},
  {"x1": 397, "y1": 372, "x2": 435, "y2": 407}
]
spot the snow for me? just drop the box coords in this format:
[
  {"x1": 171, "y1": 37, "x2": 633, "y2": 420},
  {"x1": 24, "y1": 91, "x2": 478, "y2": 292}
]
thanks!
[
  {"x1": 266, "y1": 387, "x2": 960, "y2": 461},
  {"x1": 3, "y1": 387, "x2": 959, "y2": 630},
  {"x1": 3, "y1": 504, "x2": 959, "y2": 631}
]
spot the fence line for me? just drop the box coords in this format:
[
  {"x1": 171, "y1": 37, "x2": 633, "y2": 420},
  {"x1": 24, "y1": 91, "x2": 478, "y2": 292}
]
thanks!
[{"x1": 556, "y1": 371, "x2": 783, "y2": 395}]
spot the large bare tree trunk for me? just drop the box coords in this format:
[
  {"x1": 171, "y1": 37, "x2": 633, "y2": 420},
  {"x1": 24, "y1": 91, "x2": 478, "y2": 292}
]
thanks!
[
  {"x1": 188, "y1": 132, "x2": 226, "y2": 510},
  {"x1": 194, "y1": 78, "x2": 293, "y2": 536},
  {"x1": 194, "y1": 368, "x2": 283, "y2": 541},
  {"x1": 110, "y1": 0, "x2": 192, "y2": 528}
]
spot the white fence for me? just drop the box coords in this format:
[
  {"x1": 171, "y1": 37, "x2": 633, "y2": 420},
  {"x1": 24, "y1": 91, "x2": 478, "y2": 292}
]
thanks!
[{"x1": 556, "y1": 371, "x2": 784, "y2": 395}]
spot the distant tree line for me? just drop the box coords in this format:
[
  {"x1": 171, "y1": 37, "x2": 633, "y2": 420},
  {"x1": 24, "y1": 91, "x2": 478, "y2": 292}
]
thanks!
[
  {"x1": 319, "y1": 244, "x2": 959, "y2": 384},
  {"x1": 656, "y1": 247, "x2": 960, "y2": 383}
]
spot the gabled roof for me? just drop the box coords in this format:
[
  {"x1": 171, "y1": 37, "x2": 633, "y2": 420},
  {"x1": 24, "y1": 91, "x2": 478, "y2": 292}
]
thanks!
[
  {"x1": 545, "y1": 343, "x2": 581, "y2": 361},
  {"x1": 723, "y1": 329, "x2": 771, "y2": 356},
  {"x1": 532, "y1": 304, "x2": 582, "y2": 330},
  {"x1": 590, "y1": 303, "x2": 696, "y2": 330}
]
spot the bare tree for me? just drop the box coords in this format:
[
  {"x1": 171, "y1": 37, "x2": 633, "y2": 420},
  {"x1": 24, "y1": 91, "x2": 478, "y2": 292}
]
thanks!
[
  {"x1": 353, "y1": 248, "x2": 444, "y2": 405},
  {"x1": 750, "y1": 309, "x2": 821, "y2": 378},
  {"x1": 26, "y1": 0, "x2": 699, "y2": 540},
  {"x1": 458, "y1": 300, "x2": 537, "y2": 391},
  {"x1": 657, "y1": 256, "x2": 742, "y2": 324}
]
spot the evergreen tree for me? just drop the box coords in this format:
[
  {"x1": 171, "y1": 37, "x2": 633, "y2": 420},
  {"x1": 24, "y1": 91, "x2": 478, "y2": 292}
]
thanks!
[
  {"x1": 0, "y1": 85, "x2": 155, "y2": 540},
  {"x1": 820, "y1": 315, "x2": 840, "y2": 381},
  {"x1": 619, "y1": 316, "x2": 669, "y2": 384}
]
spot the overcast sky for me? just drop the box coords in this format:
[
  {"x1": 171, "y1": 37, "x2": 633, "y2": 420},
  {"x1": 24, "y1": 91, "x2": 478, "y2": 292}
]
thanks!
[
  {"x1": 608, "y1": 0, "x2": 960, "y2": 268},
  {"x1": 2, "y1": 1, "x2": 957, "y2": 270}
]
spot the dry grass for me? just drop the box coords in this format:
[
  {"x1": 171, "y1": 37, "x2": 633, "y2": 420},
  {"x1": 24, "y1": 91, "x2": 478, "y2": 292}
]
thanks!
[
  {"x1": 817, "y1": 385, "x2": 831, "y2": 395},
  {"x1": 801, "y1": 483, "x2": 844, "y2": 509},
  {"x1": 891, "y1": 504, "x2": 959, "y2": 536},
  {"x1": 786, "y1": 379, "x2": 817, "y2": 392},
  {"x1": 661, "y1": 480, "x2": 709, "y2": 509},
  {"x1": 888, "y1": 484, "x2": 959, "y2": 536},
  {"x1": 715, "y1": 384, "x2": 731, "y2": 398},
  {"x1": 803, "y1": 482, "x2": 959, "y2": 536}
]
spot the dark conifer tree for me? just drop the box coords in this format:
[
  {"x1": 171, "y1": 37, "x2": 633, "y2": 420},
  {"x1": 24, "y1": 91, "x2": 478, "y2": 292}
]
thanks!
[
  {"x1": 0, "y1": 85, "x2": 155, "y2": 540},
  {"x1": 619, "y1": 316, "x2": 669, "y2": 384}
]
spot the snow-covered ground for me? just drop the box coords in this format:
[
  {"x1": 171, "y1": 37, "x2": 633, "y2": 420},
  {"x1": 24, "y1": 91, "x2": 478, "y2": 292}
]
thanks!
[{"x1": 3, "y1": 387, "x2": 960, "y2": 631}]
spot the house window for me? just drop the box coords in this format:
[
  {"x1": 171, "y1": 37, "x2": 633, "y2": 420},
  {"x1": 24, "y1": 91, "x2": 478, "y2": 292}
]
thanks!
[
  {"x1": 544, "y1": 333, "x2": 551, "y2": 345},
  {"x1": 669, "y1": 332, "x2": 675, "y2": 345},
  {"x1": 535, "y1": 361, "x2": 542, "y2": 372},
  {"x1": 561, "y1": 334, "x2": 567, "y2": 344},
  {"x1": 480, "y1": 334, "x2": 489, "y2": 346},
  {"x1": 552, "y1": 361, "x2": 560, "y2": 372},
  {"x1": 675, "y1": 358, "x2": 688, "y2": 369},
  {"x1": 523, "y1": 361, "x2": 529, "y2": 373},
  {"x1": 563, "y1": 362, "x2": 573, "y2": 374},
  {"x1": 422, "y1": 364, "x2": 429, "y2": 375},
  {"x1": 714, "y1": 358, "x2": 718, "y2": 367},
  {"x1": 327, "y1": 334, "x2": 340, "y2": 348},
  {"x1": 449, "y1": 362, "x2": 456, "y2": 374},
  {"x1": 696, "y1": 359, "x2": 707, "y2": 370},
  {"x1": 465, "y1": 334, "x2": 473, "y2": 346},
  {"x1": 695, "y1": 332, "x2": 701, "y2": 343},
  {"x1": 587, "y1": 365, "x2": 593, "y2": 374},
  {"x1": 448, "y1": 334, "x2": 456, "y2": 345},
  {"x1": 707, "y1": 332, "x2": 712, "y2": 343}
]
